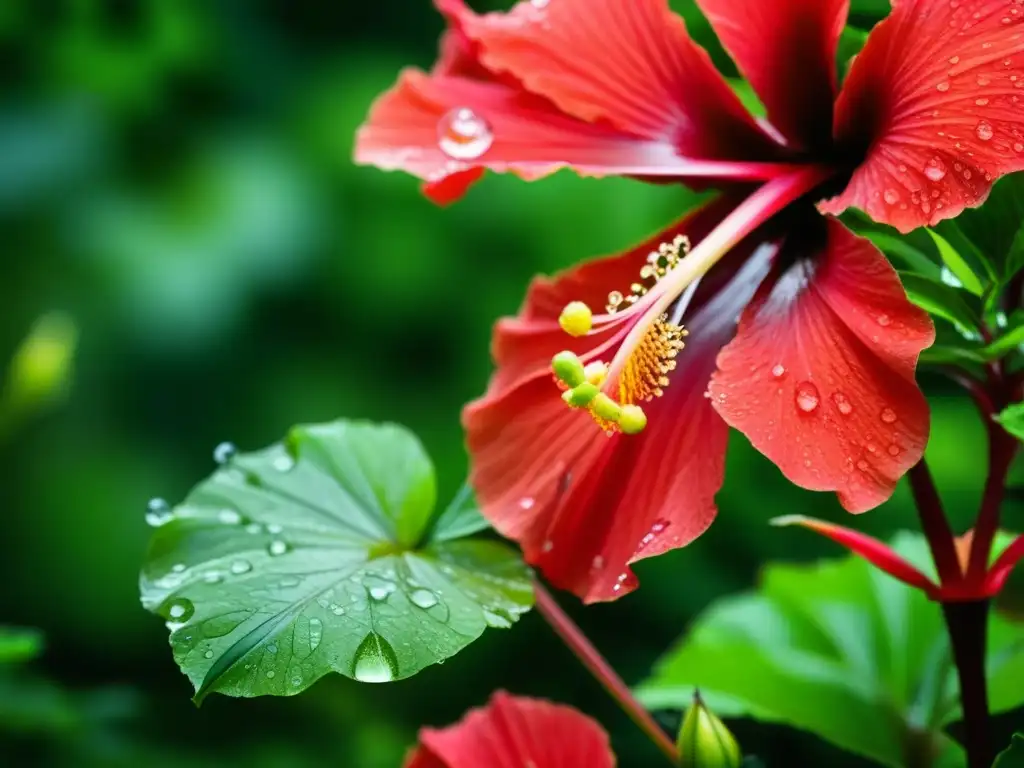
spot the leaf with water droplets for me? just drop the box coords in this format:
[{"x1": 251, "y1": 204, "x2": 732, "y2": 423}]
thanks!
[{"x1": 139, "y1": 420, "x2": 533, "y2": 703}]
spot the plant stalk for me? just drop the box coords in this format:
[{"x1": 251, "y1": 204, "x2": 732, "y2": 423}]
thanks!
[
  {"x1": 907, "y1": 460, "x2": 961, "y2": 585},
  {"x1": 533, "y1": 581, "x2": 678, "y2": 765},
  {"x1": 942, "y1": 601, "x2": 993, "y2": 768}
]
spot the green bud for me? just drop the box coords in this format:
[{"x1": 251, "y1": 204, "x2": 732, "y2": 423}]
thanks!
[
  {"x1": 552, "y1": 351, "x2": 586, "y2": 388},
  {"x1": 563, "y1": 382, "x2": 599, "y2": 407},
  {"x1": 678, "y1": 692, "x2": 742, "y2": 768}
]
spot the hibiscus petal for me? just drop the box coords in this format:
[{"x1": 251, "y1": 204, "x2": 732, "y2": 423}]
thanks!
[
  {"x1": 983, "y1": 533, "x2": 1024, "y2": 595},
  {"x1": 464, "y1": 201, "x2": 776, "y2": 602},
  {"x1": 445, "y1": 0, "x2": 781, "y2": 161},
  {"x1": 696, "y1": 0, "x2": 849, "y2": 150},
  {"x1": 770, "y1": 515, "x2": 939, "y2": 593},
  {"x1": 355, "y1": 70, "x2": 780, "y2": 203},
  {"x1": 406, "y1": 692, "x2": 615, "y2": 768},
  {"x1": 822, "y1": 0, "x2": 1024, "y2": 232},
  {"x1": 709, "y1": 217, "x2": 935, "y2": 513}
]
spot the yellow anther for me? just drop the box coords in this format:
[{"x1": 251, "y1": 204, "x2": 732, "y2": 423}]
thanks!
[
  {"x1": 583, "y1": 361, "x2": 608, "y2": 387},
  {"x1": 619, "y1": 315, "x2": 687, "y2": 403},
  {"x1": 590, "y1": 393, "x2": 622, "y2": 423},
  {"x1": 559, "y1": 301, "x2": 593, "y2": 337},
  {"x1": 618, "y1": 404, "x2": 648, "y2": 435},
  {"x1": 552, "y1": 351, "x2": 585, "y2": 388},
  {"x1": 563, "y1": 382, "x2": 599, "y2": 408}
]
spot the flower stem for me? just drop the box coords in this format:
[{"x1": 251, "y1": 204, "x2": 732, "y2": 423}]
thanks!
[
  {"x1": 906, "y1": 460, "x2": 961, "y2": 586},
  {"x1": 941, "y1": 600, "x2": 993, "y2": 768},
  {"x1": 533, "y1": 581, "x2": 678, "y2": 766},
  {"x1": 967, "y1": 422, "x2": 1018, "y2": 580}
]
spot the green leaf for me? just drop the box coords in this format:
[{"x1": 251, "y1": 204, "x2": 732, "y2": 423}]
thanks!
[
  {"x1": 979, "y1": 316, "x2": 1024, "y2": 361},
  {"x1": 952, "y1": 172, "x2": 1024, "y2": 282},
  {"x1": 636, "y1": 532, "x2": 1024, "y2": 768},
  {"x1": 927, "y1": 229, "x2": 985, "y2": 296},
  {"x1": 140, "y1": 420, "x2": 533, "y2": 703},
  {"x1": 899, "y1": 272, "x2": 982, "y2": 333},
  {"x1": 727, "y1": 79, "x2": 766, "y2": 119},
  {"x1": 995, "y1": 734, "x2": 1024, "y2": 767},
  {"x1": 427, "y1": 482, "x2": 491, "y2": 543},
  {"x1": 861, "y1": 230, "x2": 941, "y2": 279},
  {"x1": 0, "y1": 627, "x2": 43, "y2": 664},
  {"x1": 996, "y1": 403, "x2": 1024, "y2": 441}
]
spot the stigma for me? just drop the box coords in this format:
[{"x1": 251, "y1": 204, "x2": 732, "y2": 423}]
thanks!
[{"x1": 549, "y1": 235, "x2": 691, "y2": 436}]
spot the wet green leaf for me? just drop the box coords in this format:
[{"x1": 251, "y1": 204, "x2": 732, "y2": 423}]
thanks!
[{"x1": 140, "y1": 420, "x2": 533, "y2": 703}]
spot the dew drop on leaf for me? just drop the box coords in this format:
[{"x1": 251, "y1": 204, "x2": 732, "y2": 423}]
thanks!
[
  {"x1": 410, "y1": 589, "x2": 439, "y2": 609},
  {"x1": 213, "y1": 442, "x2": 237, "y2": 465},
  {"x1": 352, "y1": 632, "x2": 398, "y2": 683}
]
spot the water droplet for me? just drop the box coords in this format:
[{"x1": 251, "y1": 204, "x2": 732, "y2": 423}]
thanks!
[
  {"x1": 145, "y1": 498, "x2": 173, "y2": 527},
  {"x1": 884, "y1": 189, "x2": 900, "y2": 204},
  {"x1": 531, "y1": 0, "x2": 550, "y2": 7},
  {"x1": 171, "y1": 563, "x2": 186, "y2": 574},
  {"x1": 888, "y1": 444, "x2": 901, "y2": 456},
  {"x1": 245, "y1": 522, "x2": 262, "y2": 534},
  {"x1": 291, "y1": 676, "x2": 303, "y2": 687},
  {"x1": 832, "y1": 392, "x2": 854, "y2": 416},
  {"x1": 332, "y1": 605, "x2": 346, "y2": 616},
  {"x1": 949, "y1": 55, "x2": 960, "y2": 64},
  {"x1": 230, "y1": 560, "x2": 252, "y2": 575},
  {"x1": 880, "y1": 408, "x2": 898, "y2": 424},
  {"x1": 203, "y1": 571, "x2": 224, "y2": 584},
  {"x1": 795, "y1": 382, "x2": 820, "y2": 413},
  {"x1": 976, "y1": 120, "x2": 994, "y2": 141},
  {"x1": 273, "y1": 454, "x2": 296, "y2": 473},
  {"x1": 1016, "y1": 142, "x2": 1024, "y2": 152},
  {"x1": 213, "y1": 442, "x2": 237, "y2": 465},
  {"x1": 857, "y1": 459, "x2": 870, "y2": 471},
  {"x1": 166, "y1": 598, "x2": 194, "y2": 622},
  {"x1": 265, "y1": 670, "x2": 276, "y2": 679},
  {"x1": 218, "y1": 508, "x2": 242, "y2": 525},
  {"x1": 519, "y1": 497, "x2": 535, "y2": 510},
  {"x1": 266, "y1": 643, "x2": 278, "y2": 654},
  {"x1": 352, "y1": 633, "x2": 398, "y2": 683},
  {"x1": 977, "y1": 74, "x2": 992, "y2": 86},
  {"x1": 410, "y1": 589, "x2": 439, "y2": 609},
  {"x1": 924, "y1": 158, "x2": 947, "y2": 181},
  {"x1": 771, "y1": 364, "x2": 786, "y2": 378},
  {"x1": 936, "y1": 80, "x2": 951, "y2": 92},
  {"x1": 437, "y1": 107, "x2": 494, "y2": 161},
  {"x1": 204, "y1": 649, "x2": 214, "y2": 659},
  {"x1": 591, "y1": 555, "x2": 605, "y2": 571},
  {"x1": 369, "y1": 583, "x2": 395, "y2": 601},
  {"x1": 542, "y1": 539, "x2": 554, "y2": 553},
  {"x1": 877, "y1": 314, "x2": 892, "y2": 327},
  {"x1": 267, "y1": 523, "x2": 284, "y2": 535},
  {"x1": 268, "y1": 540, "x2": 289, "y2": 557},
  {"x1": 976, "y1": 97, "x2": 990, "y2": 106},
  {"x1": 309, "y1": 618, "x2": 324, "y2": 652}
]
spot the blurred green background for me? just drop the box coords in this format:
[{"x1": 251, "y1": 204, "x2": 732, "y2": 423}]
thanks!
[{"x1": 1, "y1": 1, "x2": 1020, "y2": 766}]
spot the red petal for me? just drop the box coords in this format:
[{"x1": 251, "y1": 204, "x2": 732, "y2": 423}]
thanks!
[
  {"x1": 770, "y1": 515, "x2": 938, "y2": 593},
  {"x1": 696, "y1": 0, "x2": 848, "y2": 150},
  {"x1": 355, "y1": 70, "x2": 771, "y2": 202},
  {"x1": 983, "y1": 533, "x2": 1024, "y2": 595},
  {"x1": 447, "y1": 0, "x2": 780, "y2": 161},
  {"x1": 822, "y1": 0, "x2": 1024, "y2": 232},
  {"x1": 406, "y1": 691, "x2": 615, "y2": 768},
  {"x1": 709, "y1": 217, "x2": 935, "y2": 513},
  {"x1": 464, "y1": 200, "x2": 775, "y2": 603}
]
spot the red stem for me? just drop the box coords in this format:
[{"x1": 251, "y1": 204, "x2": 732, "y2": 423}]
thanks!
[
  {"x1": 533, "y1": 581, "x2": 678, "y2": 766},
  {"x1": 906, "y1": 460, "x2": 961, "y2": 586},
  {"x1": 942, "y1": 601, "x2": 994, "y2": 768},
  {"x1": 967, "y1": 423, "x2": 1018, "y2": 580}
]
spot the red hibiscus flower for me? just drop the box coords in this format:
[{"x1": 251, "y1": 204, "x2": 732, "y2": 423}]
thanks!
[
  {"x1": 356, "y1": 0, "x2": 1024, "y2": 602},
  {"x1": 403, "y1": 691, "x2": 615, "y2": 768}
]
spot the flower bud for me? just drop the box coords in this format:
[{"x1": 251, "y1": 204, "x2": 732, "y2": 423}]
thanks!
[
  {"x1": 558, "y1": 301, "x2": 593, "y2": 337},
  {"x1": 677, "y1": 692, "x2": 741, "y2": 768},
  {"x1": 562, "y1": 382, "x2": 600, "y2": 407},
  {"x1": 551, "y1": 351, "x2": 586, "y2": 388},
  {"x1": 618, "y1": 404, "x2": 647, "y2": 434}
]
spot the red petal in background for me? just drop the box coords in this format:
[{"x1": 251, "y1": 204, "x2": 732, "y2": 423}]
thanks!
[
  {"x1": 696, "y1": 0, "x2": 848, "y2": 150},
  {"x1": 404, "y1": 692, "x2": 616, "y2": 768},
  {"x1": 448, "y1": 0, "x2": 780, "y2": 161},
  {"x1": 709, "y1": 216, "x2": 934, "y2": 513},
  {"x1": 464, "y1": 200, "x2": 776, "y2": 602},
  {"x1": 771, "y1": 515, "x2": 939, "y2": 593},
  {"x1": 823, "y1": 0, "x2": 1024, "y2": 232},
  {"x1": 984, "y1": 533, "x2": 1024, "y2": 595}
]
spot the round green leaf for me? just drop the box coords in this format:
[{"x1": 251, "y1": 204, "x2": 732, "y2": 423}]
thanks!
[{"x1": 140, "y1": 420, "x2": 533, "y2": 702}]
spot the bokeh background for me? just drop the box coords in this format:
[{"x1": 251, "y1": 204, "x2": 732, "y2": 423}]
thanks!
[{"x1": 1, "y1": 1, "x2": 1020, "y2": 766}]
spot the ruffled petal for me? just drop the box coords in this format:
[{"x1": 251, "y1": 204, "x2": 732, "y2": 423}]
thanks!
[
  {"x1": 709, "y1": 217, "x2": 935, "y2": 513},
  {"x1": 823, "y1": 0, "x2": 1024, "y2": 232},
  {"x1": 355, "y1": 70, "x2": 774, "y2": 204},
  {"x1": 405, "y1": 692, "x2": 615, "y2": 768},
  {"x1": 695, "y1": 0, "x2": 848, "y2": 150},
  {"x1": 771, "y1": 515, "x2": 938, "y2": 593},
  {"x1": 464, "y1": 200, "x2": 776, "y2": 603},
  {"x1": 445, "y1": 0, "x2": 780, "y2": 160}
]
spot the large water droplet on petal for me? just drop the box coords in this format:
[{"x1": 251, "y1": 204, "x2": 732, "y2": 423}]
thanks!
[
  {"x1": 353, "y1": 632, "x2": 399, "y2": 683},
  {"x1": 884, "y1": 189, "x2": 900, "y2": 205},
  {"x1": 771, "y1": 364, "x2": 786, "y2": 378},
  {"x1": 924, "y1": 158, "x2": 947, "y2": 181},
  {"x1": 976, "y1": 120, "x2": 994, "y2": 141},
  {"x1": 437, "y1": 107, "x2": 494, "y2": 160},
  {"x1": 795, "y1": 382, "x2": 820, "y2": 413},
  {"x1": 880, "y1": 408, "x2": 898, "y2": 424},
  {"x1": 832, "y1": 392, "x2": 854, "y2": 416}
]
